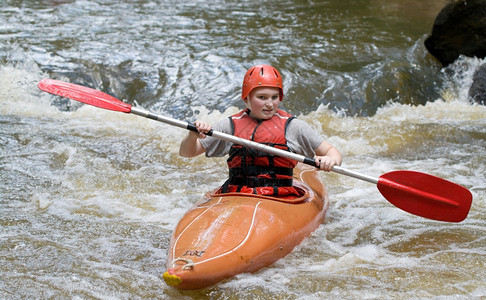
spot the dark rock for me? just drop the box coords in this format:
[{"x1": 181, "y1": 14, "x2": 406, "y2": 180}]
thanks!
[
  {"x1": 469, "y1": 64, "x2": 486, "y2": 105},
  {"x1": 424, "y1": 0, "x2": 486, "y2": 67}
]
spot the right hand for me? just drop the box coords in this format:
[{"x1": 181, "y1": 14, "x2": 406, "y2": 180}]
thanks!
[{"x1": 193, "y1": 120, "x2": 212, "y2": 139}]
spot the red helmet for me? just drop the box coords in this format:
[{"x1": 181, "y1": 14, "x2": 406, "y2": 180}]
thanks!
[{"x1": 241, "y1": 65, "x2": 283, "y2": 100}]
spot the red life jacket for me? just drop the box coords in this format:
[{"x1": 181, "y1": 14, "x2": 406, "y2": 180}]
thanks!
[{"x1": 221, "y1": 109, "x2": 299, "y2": 196}]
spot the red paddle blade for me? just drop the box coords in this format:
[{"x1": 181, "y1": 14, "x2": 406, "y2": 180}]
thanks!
[
  {"x1": 38, "y1": 79, "x2": 132, "y2": 113},
  {"x1": 377, "y1": 171, "x2": 472, "y2": 222}
]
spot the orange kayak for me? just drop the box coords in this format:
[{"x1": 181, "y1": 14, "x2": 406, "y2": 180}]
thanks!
[{"x1": 163, "y1": 163, "x2": 328, "y2": 290}]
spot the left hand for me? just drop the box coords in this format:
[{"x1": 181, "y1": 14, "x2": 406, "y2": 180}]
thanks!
[{"x1": 314, "y1": 156, "x2": 338, "y2": 172}]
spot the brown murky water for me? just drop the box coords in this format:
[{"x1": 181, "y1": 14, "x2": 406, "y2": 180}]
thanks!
[{"x1": 1, "y1": 0, "x2": 485, "y2": 298}]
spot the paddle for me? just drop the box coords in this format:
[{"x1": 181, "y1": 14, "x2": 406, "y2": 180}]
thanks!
[{"x1": 37, "y1": 79, "x2": 472, "y2": 222}]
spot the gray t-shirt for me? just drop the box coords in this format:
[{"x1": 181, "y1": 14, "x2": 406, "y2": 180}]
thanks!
[{"x1": 200, "y1": 117, "x2": 324, "y2": 158}]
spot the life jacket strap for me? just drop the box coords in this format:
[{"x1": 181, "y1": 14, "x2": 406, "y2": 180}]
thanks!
[
  {"x1": 229, "y1": 166, "x2": 293, "y2": 177},
  {"x1": 228, "y1": 177, "x2": 293, "y2": 188}
]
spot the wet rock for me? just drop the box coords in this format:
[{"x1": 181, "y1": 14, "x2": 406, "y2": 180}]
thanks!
[
  {"x1": 424, "y1": 0, "x2": 486, "y2": 67},
  {"x1": 469, "y1": 64, "x2": 486, "y2": 105}
]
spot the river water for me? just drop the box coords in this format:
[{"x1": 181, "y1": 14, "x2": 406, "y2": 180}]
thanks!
[{"x1": 1, "y1": 0, "x2": 485, "y2": 299}]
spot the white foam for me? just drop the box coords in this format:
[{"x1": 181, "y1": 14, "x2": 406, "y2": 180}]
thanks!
[{"x1": 0, "y1": 62, "x2": 61, "y2": 117}]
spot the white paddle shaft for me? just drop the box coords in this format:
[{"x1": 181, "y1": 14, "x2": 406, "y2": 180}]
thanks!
[{"x1": 130, "y1": 107, "x2": 378, "y2": 184}]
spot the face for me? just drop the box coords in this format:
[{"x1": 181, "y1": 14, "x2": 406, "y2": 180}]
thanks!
[{"x1": 244, "y1": 87, "x2": 281, "y2": 120}]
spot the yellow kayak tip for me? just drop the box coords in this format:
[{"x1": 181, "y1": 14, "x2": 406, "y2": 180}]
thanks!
[{"x1": 163, "y1": 270, "x2": 182, "y2": 287}]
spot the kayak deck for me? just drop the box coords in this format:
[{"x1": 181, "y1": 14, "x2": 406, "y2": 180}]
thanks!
[{"x1": 163, "y1": 163, "x2": 328, "y2": 289}]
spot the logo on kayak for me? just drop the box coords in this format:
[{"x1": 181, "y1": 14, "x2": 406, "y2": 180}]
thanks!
[{"x1": 183, "y1": 250, "x2": 205, "y2": 257}]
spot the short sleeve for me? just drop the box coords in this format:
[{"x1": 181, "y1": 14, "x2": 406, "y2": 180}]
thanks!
[
  {"x1": 285, "y1": 119, "x2": 324, "y2": 158},
  {"x1": 200, "y1": 118, "x2": 233, "y2": 157}
]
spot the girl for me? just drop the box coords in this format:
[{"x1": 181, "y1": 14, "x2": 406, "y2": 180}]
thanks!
[{"x1": 179, "y1": 64, "x2": 342, "y2": 196}]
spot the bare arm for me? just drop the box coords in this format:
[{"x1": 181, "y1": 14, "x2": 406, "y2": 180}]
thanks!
[
  {"x1": 179, "y1": 121, "x2": 211, "y2": 157},
  {"x1": 313, "y1": 140, "x2": 342, "y2": 172}
]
